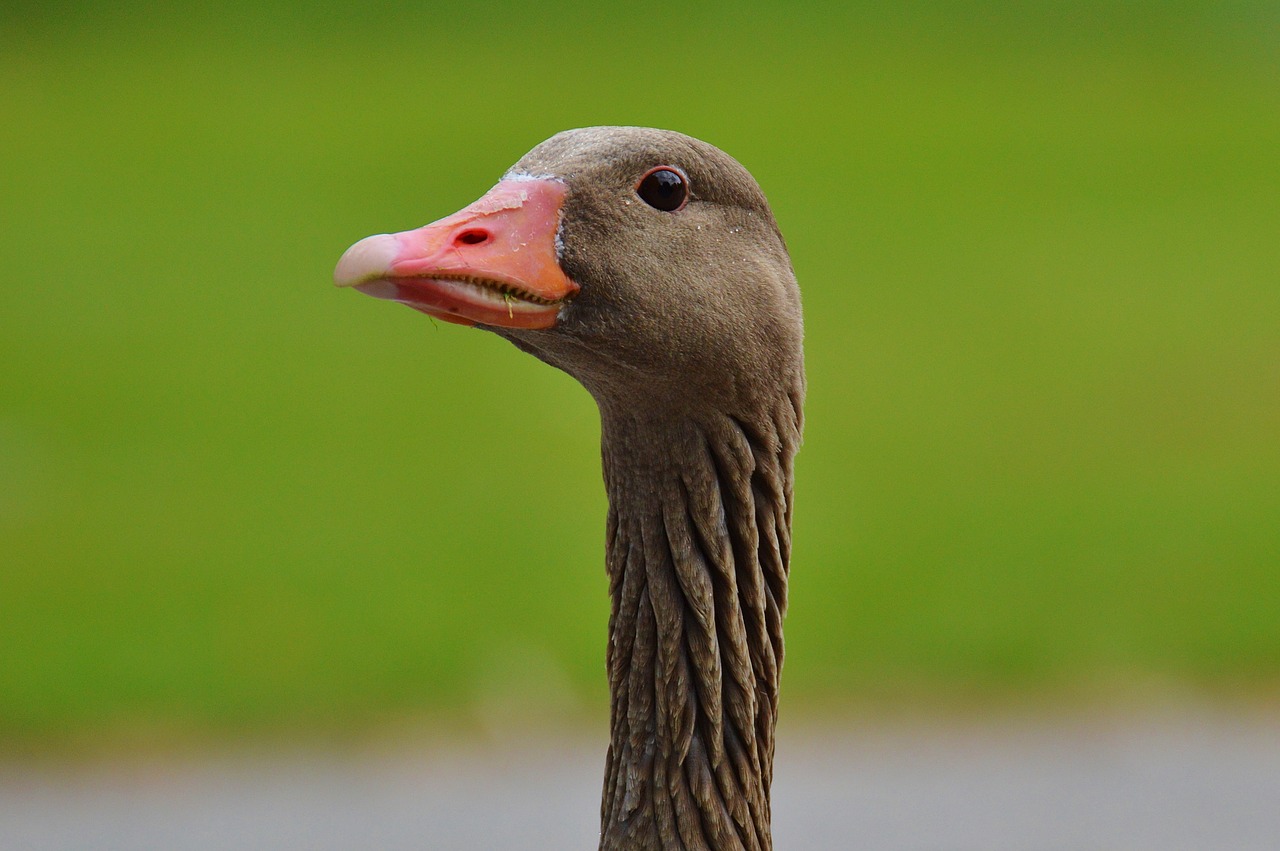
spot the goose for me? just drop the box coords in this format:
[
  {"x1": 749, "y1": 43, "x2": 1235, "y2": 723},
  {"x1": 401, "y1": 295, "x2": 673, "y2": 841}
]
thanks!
[{"x1": 335, "y1": 126, "x2": 804, "y2": 851}]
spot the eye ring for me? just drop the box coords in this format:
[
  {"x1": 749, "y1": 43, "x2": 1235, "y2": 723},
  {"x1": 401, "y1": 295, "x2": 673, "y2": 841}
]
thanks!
[{"x1": 635, "y1": 166, "x2": 689, "y2": 212}]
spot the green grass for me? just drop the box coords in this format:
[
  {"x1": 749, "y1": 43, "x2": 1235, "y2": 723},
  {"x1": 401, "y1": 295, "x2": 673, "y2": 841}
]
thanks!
[{"x1": 2, "y1": 2, "x2": 1278, "y2": 749}]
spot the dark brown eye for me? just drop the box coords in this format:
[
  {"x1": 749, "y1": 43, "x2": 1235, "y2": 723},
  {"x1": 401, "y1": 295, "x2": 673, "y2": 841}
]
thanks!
[{"x1": 636, "y1": 166, "x2": 688, "y2": 212}]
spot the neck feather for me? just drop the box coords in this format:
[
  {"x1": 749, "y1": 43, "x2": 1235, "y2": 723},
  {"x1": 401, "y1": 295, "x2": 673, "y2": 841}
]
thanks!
[{"x1": 596, "y1": 393, "x2": 801, "y2": 851}]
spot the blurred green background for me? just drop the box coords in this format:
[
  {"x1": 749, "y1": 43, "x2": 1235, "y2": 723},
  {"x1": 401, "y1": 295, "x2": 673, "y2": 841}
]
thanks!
[{"x1": 2, "y1": 1, "x2": 1277, "y2": 754}]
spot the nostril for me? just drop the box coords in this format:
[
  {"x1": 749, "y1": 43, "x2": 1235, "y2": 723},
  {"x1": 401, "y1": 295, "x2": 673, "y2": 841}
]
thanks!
[{"x1": 455, "y1": 229, "x2": 490, "y2": 246}]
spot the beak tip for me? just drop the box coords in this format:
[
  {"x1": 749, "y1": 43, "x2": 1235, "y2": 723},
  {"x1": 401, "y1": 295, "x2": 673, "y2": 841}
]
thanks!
[{"x1": 334, "y1": 233, "x2": 399, "y2": 288}]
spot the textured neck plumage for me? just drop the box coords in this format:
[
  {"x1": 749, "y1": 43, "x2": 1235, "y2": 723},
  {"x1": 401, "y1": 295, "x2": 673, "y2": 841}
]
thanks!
[{"x1": 596, "y1": 391, "x2": 800, "y2": 851}]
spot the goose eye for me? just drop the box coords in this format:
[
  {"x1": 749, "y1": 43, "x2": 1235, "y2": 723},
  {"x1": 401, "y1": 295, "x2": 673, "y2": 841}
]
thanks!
[{"x1": 636, "y1": 167, "x2": 688, "y2": 212}]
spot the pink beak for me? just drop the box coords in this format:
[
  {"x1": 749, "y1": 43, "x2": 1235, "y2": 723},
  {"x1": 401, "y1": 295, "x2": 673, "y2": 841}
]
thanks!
[{"x1": 334, "y1": 178, "x2": 578, "y2": 329}]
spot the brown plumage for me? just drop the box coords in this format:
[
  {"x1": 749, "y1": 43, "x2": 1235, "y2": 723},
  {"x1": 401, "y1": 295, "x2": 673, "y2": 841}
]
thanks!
[{"x1": 336, "y1": 127, "x2": 804, "y2": 850}]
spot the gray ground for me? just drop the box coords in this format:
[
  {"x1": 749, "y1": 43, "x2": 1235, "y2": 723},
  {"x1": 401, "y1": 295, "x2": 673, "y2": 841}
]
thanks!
[{"x1": 2, "y1": 709, "x2": 1277, "y2": 850}]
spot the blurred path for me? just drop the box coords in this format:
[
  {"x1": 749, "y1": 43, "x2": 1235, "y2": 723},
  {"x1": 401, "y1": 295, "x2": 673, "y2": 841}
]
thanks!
[{"x1": 2, "y1": 709, "x2": 1278, "y2": 850}]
